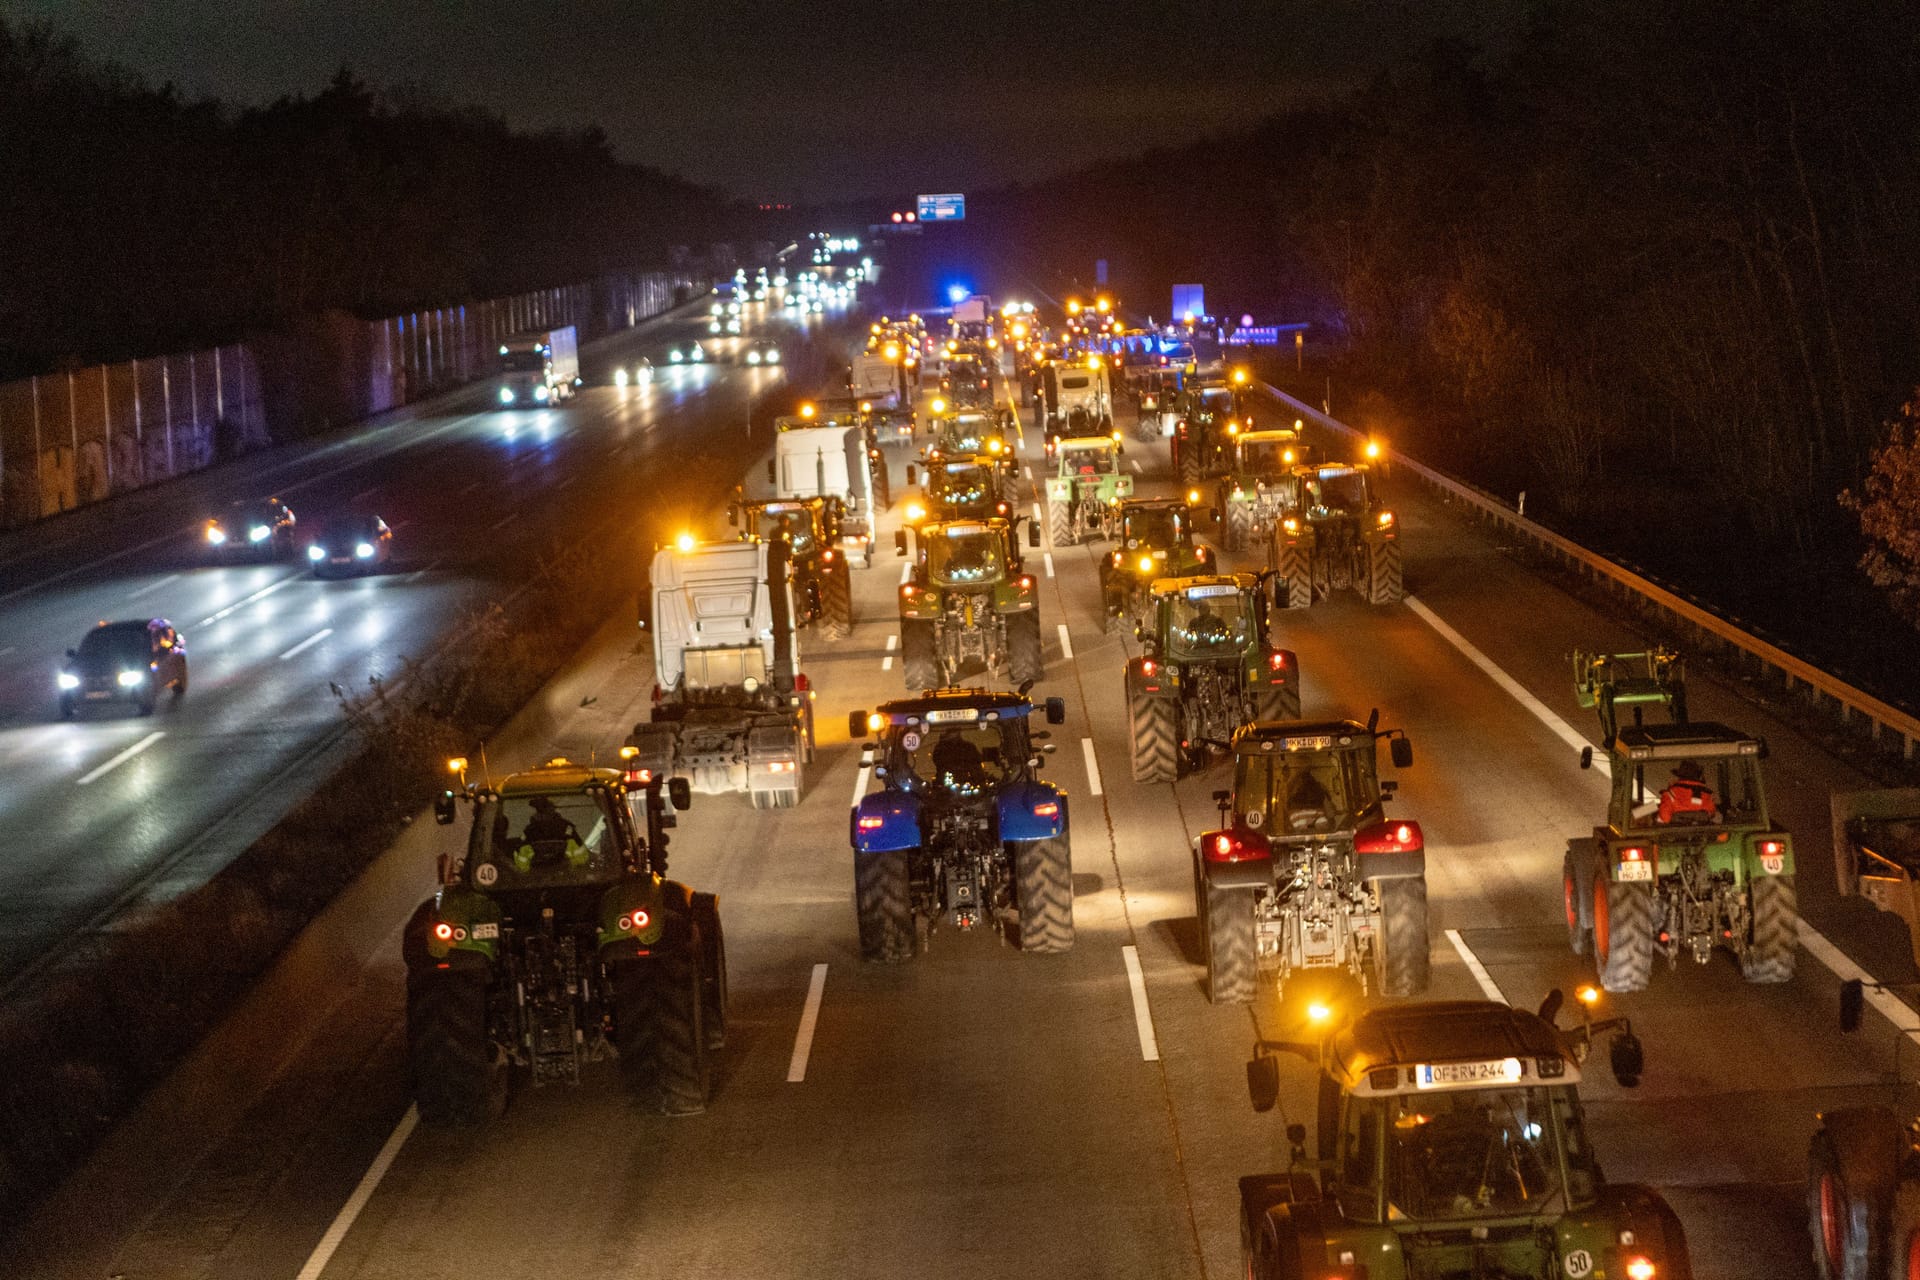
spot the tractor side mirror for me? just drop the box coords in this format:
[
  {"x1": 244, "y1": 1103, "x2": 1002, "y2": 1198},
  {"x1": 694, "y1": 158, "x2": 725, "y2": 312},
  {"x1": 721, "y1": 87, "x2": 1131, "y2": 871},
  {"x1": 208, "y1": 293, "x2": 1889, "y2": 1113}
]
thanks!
[
  {"x1": 1608, "y1": 1030, "x2": 1644, "y2": 1088},
  {"x1": 849, "y1": 710, "x2": 869, "y2": 738},
  {"x1": 1579, "y1": 745, "x2": 1594, "y2": 770},
  {"x1": 895, "y1": 530, "x2": 908, "y2": 556},
  {"x1": 1366, "y1": 708, "x2": 1381, "y2": 735},
  {"x1": 433, "y1": 791, "x2": 458, "y2": 825},
  {"x1": 1389, "y1": 737, "x2": 1413, "y2": 769},
  {"x1": 1212, "y1": 789, "x2": 1231, "y2": 807},
  {"x1": 1841, "y1": 978, "x2": 1865, "y2": 1034},
  {"x1": 1246, "y1": 1054, "x2": 1281, "y2": 1113},
  {"x1": 905, "y1": 464, "x2": 918, "y2": 485},
  {"x1": 1380, "y1": 779, "x2": 1398, "y2": 796},
  {"x1": 1045, "y1": 697, "x2": 1066, "y2": 725},
  {"x1": 1027, "y1": 521, "x2": 1041, "y2": 548},
  {"x1": 668, "y1": 777, "x2": 692, "y2": 811}
]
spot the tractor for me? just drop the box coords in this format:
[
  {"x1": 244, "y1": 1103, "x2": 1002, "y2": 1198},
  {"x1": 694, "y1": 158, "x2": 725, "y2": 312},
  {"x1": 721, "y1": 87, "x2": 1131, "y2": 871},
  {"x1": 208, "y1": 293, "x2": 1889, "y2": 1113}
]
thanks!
[
  {"x1": 1125, "y1": 574, "x2": 1300, "y2": 783},
  {"x1": 1214, "y1": 425, "x2": 1311, "y2": 553},
  {"x1": 1270, "y1": 458, "x2": 1403, "y2": 608},
  {"x1": 729, "y1": 494, "x2": 856, "y2": 637},
  {"x1": 1562, "y1": 647, "x2": 1799, "y2": 992},
  {"x1": 897, "y1": 517, "x2": 1045, "y2": 690},
  {"x1": 1045, "y1": 435, "x2": 1133, "y2": 546},
  {"x1": 1100, "y1": 498, "x2": 1214, "y2": 635}
]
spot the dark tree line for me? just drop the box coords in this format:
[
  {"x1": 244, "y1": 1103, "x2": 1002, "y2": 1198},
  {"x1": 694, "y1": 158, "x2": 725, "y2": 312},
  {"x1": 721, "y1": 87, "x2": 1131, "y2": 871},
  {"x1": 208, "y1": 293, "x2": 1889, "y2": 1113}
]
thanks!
[
  {"x1": 0, "y1": 21, "x2": 748, "y2": 379},
  {"x1": 960, "y1": 0, "x2": 1920, "y2": 674}
]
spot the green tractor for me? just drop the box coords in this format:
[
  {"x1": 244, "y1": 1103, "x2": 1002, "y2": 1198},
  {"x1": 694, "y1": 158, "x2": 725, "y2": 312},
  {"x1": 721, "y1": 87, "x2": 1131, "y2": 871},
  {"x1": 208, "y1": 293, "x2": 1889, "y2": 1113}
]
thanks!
[
  {"x1": 1270, "y1": 458, "x2": 1403, "y2": 608},
  {"x1": 1172, "y1": 378, "x2": 1253, "y2": 486},
  {"x1": 729, "y1": 493, "x2": 856, "y2": 638},
  {"x1": 1214, "y1": 425, "x2": 1310, "y2": 553},
  {"x1": 1125, "y1": 574, "x2": 1300, "y2": 783},
  {"x1": 904, "y1": 453, "x2": 1016, "y2": 527},
  {"x1": 1045, "y1": 434, "x2": 1133, "y2": 546},
  {"x1": 897, "y1": 516, "x2": 1045, "y2": 690},
  {"x1": 926, "y1": 404, "x2": 1014, "y2": 468},
  {"x1": 1100, "y1": 498, "x2": 1215, "y2": 635},
  {"x1": 1239, "y1": 997, "x2": 1686, "y2": 1280},
  {"x1": 1562, "y1": 647, "x2": 1799, "y2": 992},
  {"x1": 408, "y1": 757, "x2": 724, "y2": 1122}
]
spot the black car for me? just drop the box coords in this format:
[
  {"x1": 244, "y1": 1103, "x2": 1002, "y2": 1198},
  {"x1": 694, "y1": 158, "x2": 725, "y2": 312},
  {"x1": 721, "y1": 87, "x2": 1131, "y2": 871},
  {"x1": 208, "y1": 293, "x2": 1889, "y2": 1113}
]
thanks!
[
  {"x1": 305, "y1": 514, "x2": 394, "y2": 577},
  {"x1": 203, "y1": 497, "x2": 296, "y2": 561},
  {"x1": 58, "y1": 618, "x2": 189, "y2": 718}
]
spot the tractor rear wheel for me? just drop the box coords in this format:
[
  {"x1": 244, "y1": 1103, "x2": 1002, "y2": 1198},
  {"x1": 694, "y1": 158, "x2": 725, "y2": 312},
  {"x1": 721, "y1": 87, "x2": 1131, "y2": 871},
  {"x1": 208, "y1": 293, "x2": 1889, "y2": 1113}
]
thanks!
[
  {"x1": 1225, "y1": 501, "x2": 1252, "y2": 552},
  {"x1": 1807, "y1": 1111, "x2": 1905, "y2": 1280},
  {"x1": 1128, "y1": 683, "x2": 1178, "y2": 783},
  {"x1": 1276, "y1": 545, "x2": 1312, "y2": 609},
  {"x1": 646, "y1": 935, "x2": 711, "y2": 1114},
  {"x1": 1887, "y1": 1182, "x2": 1920, "y2": 1280},
  {"x1": 1006, "y1": 611, "x2": 1043, "y2": 685},
  {"x1": 1204, "y1": 881, "x2": 1257, "y2": 1004},
  {"x1": 1178, "y1": 439, "x2": 1199, "y2": 487},
  {"x1": 1013, "y1": 835, "x2": 1074, "y2": 953},
  {"x1": 406, "y1": 967, "x2": 506, "y2": 1127},
  {"x1": 1593, "y1": 871, "x2": 1654, "y2": 993},
  {"x1": 691, "y1": 892, "x2": 728, "y2": 1049},
  {"x1": 1367, "y1": 538, "x2": 1404, "y2": 604},
  {"x1": 1563, "y1": 844, "x2": 1594, "y2": 956},
  {"x1": 819, "y1": 563, "x2": 853, "y2": 639},
  {"x1": 1376, "y1": 876, "x2": 1431, "y2": 997},
  {"x1": 901, "y1": 619, "x2": 939, "y2": 691},
  {"x1": 1741, "y1": 873, "x2": 1799, "y2": 983},
  {"x1": 1048, "y1": 500, "x2": 1071, "y2": 547},
  {"x1": 855, "y1": 847, "x2": 914, "y2": 962}
]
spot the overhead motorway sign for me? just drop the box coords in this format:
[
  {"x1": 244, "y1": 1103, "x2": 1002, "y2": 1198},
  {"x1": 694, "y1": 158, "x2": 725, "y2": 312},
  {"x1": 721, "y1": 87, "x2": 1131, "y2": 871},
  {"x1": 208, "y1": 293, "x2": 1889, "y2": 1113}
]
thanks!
[{"x1": 916, "y1": 193, "x2": 966, "y2": 222}]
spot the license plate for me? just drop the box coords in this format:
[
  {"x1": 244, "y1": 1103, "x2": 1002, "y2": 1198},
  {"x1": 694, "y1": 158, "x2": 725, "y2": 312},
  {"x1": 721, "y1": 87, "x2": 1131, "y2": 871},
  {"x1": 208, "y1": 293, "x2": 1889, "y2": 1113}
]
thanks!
[
  {"x1": 84, "y1": 691, "x2": 110, "y2": 700},
  {"x1": 1618, "y1": 859, "x2": 1653, "y2": 881},
  {"x1": 924, "y1": 708, "x2": 979, "y2": 724},
  {"x1": 1416, "y1": 1059, "x2": 1522, "y2": 1088}
]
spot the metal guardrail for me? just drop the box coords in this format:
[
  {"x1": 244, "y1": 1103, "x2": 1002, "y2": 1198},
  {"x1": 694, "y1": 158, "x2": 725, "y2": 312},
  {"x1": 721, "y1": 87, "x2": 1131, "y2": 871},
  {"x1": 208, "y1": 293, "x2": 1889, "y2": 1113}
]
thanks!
[{"x1": 1258, "y1": 380, "x2": 1920, "y2": 761}]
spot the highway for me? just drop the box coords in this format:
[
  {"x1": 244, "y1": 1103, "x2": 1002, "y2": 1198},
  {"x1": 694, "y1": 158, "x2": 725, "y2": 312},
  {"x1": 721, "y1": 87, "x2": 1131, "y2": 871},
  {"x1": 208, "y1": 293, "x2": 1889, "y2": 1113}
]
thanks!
[
  {"x1": 0, "y1": 295, "x2": 815, "y2": 984},
  {"x1": 9, "y1": 345, "x2": 1916, "y2": 1280}
]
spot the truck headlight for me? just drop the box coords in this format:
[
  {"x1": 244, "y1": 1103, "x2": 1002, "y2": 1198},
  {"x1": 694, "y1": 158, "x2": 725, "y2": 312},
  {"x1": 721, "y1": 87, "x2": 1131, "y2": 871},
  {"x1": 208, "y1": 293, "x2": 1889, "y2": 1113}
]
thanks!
[
  {"x1": 248, "y1": 524, "x2": 272, "y2": 542},
  {"x1": 57, "y1": 673, "x2": 79, "y2": 690},
  {"x1": 355, "y1": 542, "x2": 376, "y2": 559},
  {"x1": 498, "y1": 386, "x2": 516, "y2": 404},
  {"x1": 205, "y1": 526, "x2": 228, "y2": 545},
  {"x1": 308, "y1": 545, "x2": 327, "y2": 561},
  {"x1": 117, "y1": 670, "x2": 145, "y2": 687},
  {"x1": 533, "y1": 385, "x2": 550, "y2": 402}
]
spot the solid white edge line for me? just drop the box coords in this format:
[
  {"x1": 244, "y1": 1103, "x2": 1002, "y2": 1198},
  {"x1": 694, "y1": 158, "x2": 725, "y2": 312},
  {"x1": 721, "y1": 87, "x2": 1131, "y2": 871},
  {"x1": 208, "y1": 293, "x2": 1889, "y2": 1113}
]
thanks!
[
  {"x1": 1042, "y1": 552, "x2": 1055, "y2": 579},
  {"x1": 1057, "y1": 624, "x2": 1073, "y2": 660},
  {"x1": 279, "y1": 627, "x2": 335, "y2": 661},
  {"x1": 294, "y1": 1104, "x2": 419, "y2": 1280},
  {"x1": 76, "y1": 731, "x2": 165, "y2": 786},
  {"x1": 1404, "y1": 595, "x2": 1607, "y2": 775},
  {"x1": 1445, "y1": 929, "x2": 1507, "y2": 1003},
  {"x1": 787, "y1": 963, "x2": 829, "y2": 1082},
  {"x1": 1121, "y1": 945, "x2": 1161, "y2": 1062},
  {"x1": 1081, "y1": 737, "x2": 1103, "y2": 796},
  {"x1": 1414, "y1": 592, "x2": 1920, "y2": 1042}
]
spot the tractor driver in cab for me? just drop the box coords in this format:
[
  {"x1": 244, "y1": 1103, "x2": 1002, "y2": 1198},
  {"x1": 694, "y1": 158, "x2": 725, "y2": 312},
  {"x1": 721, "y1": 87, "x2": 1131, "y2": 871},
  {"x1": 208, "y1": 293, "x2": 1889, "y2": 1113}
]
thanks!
[
  {"x1": 1184, "y1": 598, "x2": 1232, "y2": 647},
  {"x1": 1283, "y1": 769, "x2": 1333, "y2": 833},
  {"x1": 1657, "y1": 759, "x2": 1718, "y2": 825},
  {"x1": 931, "y1": 729, "x2": 989, "y2": 795},
  {"x1": 519, "y1": 795, "x2": 585, "y2": 869}
]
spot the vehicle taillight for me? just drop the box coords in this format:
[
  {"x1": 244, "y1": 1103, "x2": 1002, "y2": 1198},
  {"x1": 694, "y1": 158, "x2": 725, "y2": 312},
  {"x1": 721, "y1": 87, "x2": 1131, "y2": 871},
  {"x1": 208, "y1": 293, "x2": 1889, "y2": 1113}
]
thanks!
[
  {"x1": 795, "y1": 672, "x2": 810, "y2": 692},
  {"x1": 1033, "y1": 801, "x2": 1059, "y2": 817},
  {"x1": 822, "y1": 549, "x2": 835, "y2": 562},
  {"x1": 1205, "y1": 829, "x2": 1270, "y2": 863},
  {"x1": 1624, "y1": 1259, "x2": 1656, "y2": 1280},
  {"x1": 857, "y1": 815, "x2": 885, "y2": 831},
  {"x1": 1017, "y1": 575, "x2": 1033, "y2": 590},
  {"x1": 1621, "y1": 846, "x2": 1646, "y2": 861},
  {"x1": 902, "y1": 584, "x2": 917, "y2": 598},
  {"x1": 1268, "y1": 651, "x2": 1287, "y2": 671},
  {"x1": 432, "y1": 922, "x2": 455, "y2": 941},
  {"x1": 1760, "y1": 839, "x2": 1782, "y2": 856},
  {"x1": 1141, "y1": 659, "x2": 1157, "y2": 676},
  {"x1": 1354, "y1": 821, "x2": 1424, "y2": 853},
  {"x1": 618, "y1": 910, "x2": 651, "y2": 931}
]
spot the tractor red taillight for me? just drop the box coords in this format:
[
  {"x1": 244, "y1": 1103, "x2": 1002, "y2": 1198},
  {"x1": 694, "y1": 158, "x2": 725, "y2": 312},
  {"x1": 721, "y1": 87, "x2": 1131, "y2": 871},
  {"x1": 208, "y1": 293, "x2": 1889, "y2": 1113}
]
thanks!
[
  {"x1": 1033, "y1": 801, "x2": 1059, "y2": 817},
  {"x1": 626, "y1": 767, "x2": 652, "y2": 785},
  {"x1": 1204, "y1": 829, "x2": 1270, "y2": 863},
  {"x1": 1760, "y1": 840, "x2": 1782, "y2": 856},
  {"x1": 618, "y1": 910, "x2": 651, "y2": 931},
  {"x1": 1268, "y1": 651, "x2": 1287, "y2": 670},
  {"x1": 1355, "y1": 821, "x2": 1424, "y2": 853},
  {"x1": 432, "y1": 922, "x2": 454, "y2": 941},
  {"x1": 857, "y1": 816, "x2": 885, "y2": 831},
  {"x1": 1621, "y1": 846, "x2": 1646, "y2": 861},
  {"x1": 1142, "y1": 659, "x2": 1157, "y2": 676}
]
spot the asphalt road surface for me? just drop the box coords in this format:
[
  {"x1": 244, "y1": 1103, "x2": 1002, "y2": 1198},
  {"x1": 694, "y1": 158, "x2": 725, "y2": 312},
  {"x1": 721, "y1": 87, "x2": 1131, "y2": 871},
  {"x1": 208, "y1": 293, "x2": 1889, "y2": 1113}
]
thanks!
[{"x1": 11, "y1": 352, "x2": 1918, "y2": 1280}]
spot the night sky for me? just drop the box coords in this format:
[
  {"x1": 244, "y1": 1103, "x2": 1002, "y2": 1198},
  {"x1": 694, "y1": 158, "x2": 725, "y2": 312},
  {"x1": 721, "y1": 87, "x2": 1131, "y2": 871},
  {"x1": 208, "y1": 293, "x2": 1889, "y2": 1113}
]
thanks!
[{"x1": 3, "y1": 1, "x2": 1526, "y2": 201}]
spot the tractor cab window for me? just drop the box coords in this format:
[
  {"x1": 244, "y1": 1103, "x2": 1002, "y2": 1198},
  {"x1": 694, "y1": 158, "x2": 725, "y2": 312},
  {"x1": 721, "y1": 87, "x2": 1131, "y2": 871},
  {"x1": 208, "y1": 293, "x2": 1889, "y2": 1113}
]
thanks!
[
  {"x1": 1624, "y1": 752, "x2": 1764, "y2": 829},
  {"x1": 1383, "y1": 1087, "x2": 1564, "y2": 1221},
  {"x1": 1304, "y1": 469, "x2": 1370, "y2": 514},
  {"x1": 1068, "y1": 445, "x2": 1120, "y2": 476},
  {"x1": 469, "y1": 792, "x2": 623, "y2": 888},
  {"x1": 1123, "y1": 507, "x2": 1183, "y2": 549},
  {"x1": 886, "y1": 718, "x2": 1021, "y2": 798},
  {"x1": 1550, "y1": 1090, "x2": 1601, "y2": 1205},
  {"x1": 1239, "y1": 438, "x2": 1298, "y2": 474},
  {"x1": 930, "y1": 467, "x2": 989, "y2": 506},
  {"x1": 755, "y1": 505, "x2": 817, "y2": 555},
  {"x1": 1165, "y1": 591, "x2": 1254, "y2": 657},
  {"x1": 928, "y1": 528, "x2": 1004, "y2": 585},
  {"x1": 1235, "y1": 747, "x2": 1376, "y2": 835},
  {"x1": 1337, "y1": 1095, "x2": 1384, "y2": 1217}
]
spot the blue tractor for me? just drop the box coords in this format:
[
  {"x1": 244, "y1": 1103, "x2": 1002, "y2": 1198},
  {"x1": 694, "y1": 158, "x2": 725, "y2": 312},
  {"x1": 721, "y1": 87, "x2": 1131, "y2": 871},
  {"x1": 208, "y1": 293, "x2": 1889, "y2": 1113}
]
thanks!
[{"x1": 848, "y1": 688, "x2": 1074, "y2": 961}]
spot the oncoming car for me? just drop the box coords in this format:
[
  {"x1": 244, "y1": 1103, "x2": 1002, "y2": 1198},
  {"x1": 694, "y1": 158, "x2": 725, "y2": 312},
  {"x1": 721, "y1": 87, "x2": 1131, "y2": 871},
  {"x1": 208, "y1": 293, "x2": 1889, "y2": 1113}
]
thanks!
[
  {"x1": 306, "y1": 514, "x2": 394, "y2": 577},
  {"x1": 58, "y1": 618, "x2": 188, "y2": 718},
  {"x1": 203, "y1": 497, "x2": 296, "y2": 561}
]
